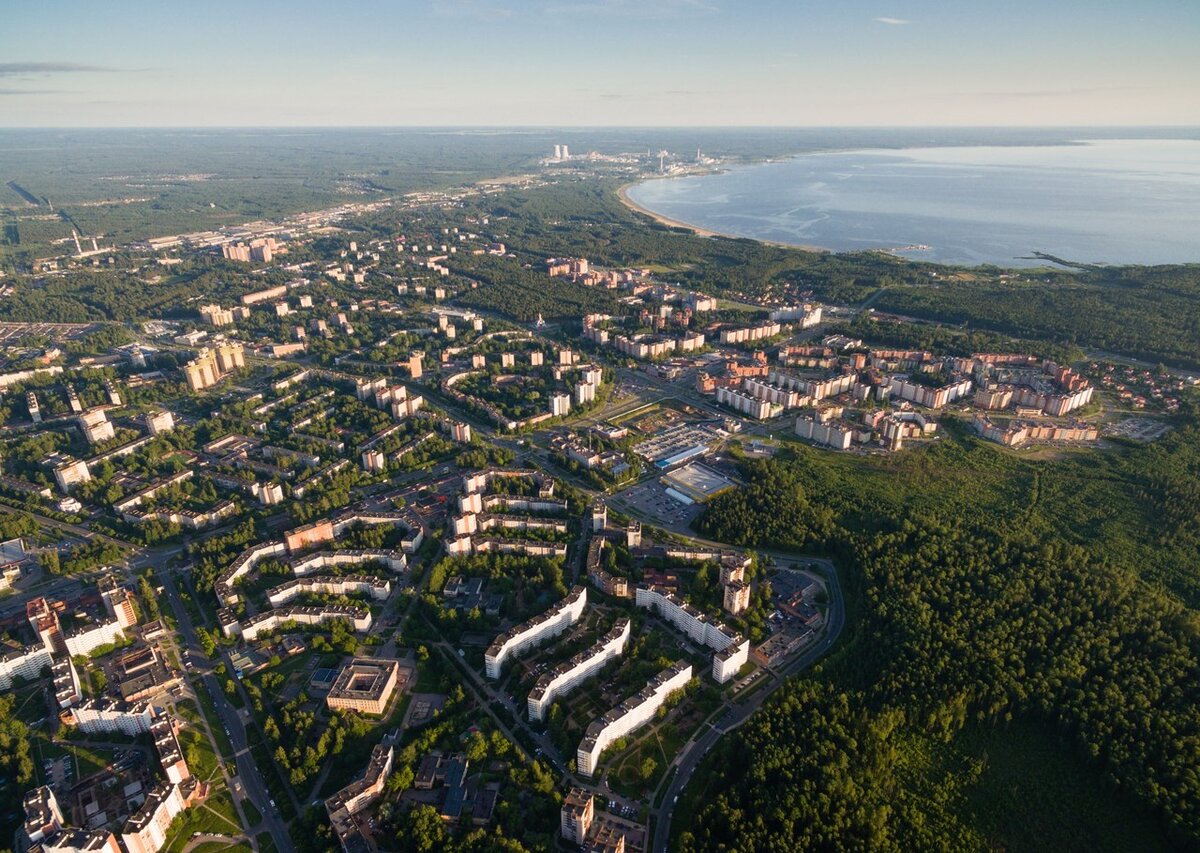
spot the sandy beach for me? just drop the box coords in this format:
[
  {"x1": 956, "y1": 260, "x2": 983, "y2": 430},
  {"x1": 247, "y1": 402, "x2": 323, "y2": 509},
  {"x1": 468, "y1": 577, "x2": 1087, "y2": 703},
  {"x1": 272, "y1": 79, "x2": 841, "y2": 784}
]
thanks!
[{"x1": 617, "y1": 181, "x2": 827, "y2": 253}]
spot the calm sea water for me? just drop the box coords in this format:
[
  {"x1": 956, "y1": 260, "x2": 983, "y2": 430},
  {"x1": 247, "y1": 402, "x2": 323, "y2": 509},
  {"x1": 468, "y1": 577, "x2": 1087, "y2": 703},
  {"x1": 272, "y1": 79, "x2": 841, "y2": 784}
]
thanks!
[{"x1": 626, "y1": 139, "x2": 1200, "y2": 267}]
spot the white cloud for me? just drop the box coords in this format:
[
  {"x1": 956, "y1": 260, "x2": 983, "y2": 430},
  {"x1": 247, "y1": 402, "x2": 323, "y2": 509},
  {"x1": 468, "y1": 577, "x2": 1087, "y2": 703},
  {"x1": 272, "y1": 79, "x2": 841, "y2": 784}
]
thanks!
[{"x1": 874, "y1": 17, "x2": 910, "y2": 25}]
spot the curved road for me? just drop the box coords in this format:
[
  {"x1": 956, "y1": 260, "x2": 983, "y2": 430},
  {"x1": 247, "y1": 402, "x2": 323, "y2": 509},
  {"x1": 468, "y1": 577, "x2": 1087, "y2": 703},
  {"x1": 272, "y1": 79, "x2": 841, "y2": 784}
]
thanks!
[{"x1": 650, "y1": 553, "x2": 846, "y2": 853}]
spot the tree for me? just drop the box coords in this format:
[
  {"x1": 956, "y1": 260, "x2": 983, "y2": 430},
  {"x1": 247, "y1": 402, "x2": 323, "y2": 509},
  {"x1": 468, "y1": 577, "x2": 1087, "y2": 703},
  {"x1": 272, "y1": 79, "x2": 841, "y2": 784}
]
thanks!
[
  {"x1": 398, "y1": 805, "x2": 445, "y2": 853},
  {"x1": 640, "y1": 756, "x2": 657, "y2": 782},
  {"x1": 466, "y1": 731, "x2": 488, "y2": 763}
]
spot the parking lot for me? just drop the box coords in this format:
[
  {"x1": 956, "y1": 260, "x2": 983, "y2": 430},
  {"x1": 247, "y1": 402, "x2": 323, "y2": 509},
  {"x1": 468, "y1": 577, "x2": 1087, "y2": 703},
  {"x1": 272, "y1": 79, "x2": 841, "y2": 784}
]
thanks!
[
  {"x1": 613, "y1": 480, "x2": 704, "y2": 528},
  {"x1": 1106, "y1": 417, "x2": 1173, "y2": 442}
]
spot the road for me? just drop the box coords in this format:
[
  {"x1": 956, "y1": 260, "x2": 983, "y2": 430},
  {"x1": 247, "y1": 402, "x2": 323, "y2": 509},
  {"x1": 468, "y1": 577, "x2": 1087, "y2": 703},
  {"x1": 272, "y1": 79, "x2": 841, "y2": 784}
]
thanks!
[
  {"x1": 650, "y1": 552, "x2": 846, "y2": 853},
  {"x1": 144, "y1": 552, "x2": 296, "y2": 853}
]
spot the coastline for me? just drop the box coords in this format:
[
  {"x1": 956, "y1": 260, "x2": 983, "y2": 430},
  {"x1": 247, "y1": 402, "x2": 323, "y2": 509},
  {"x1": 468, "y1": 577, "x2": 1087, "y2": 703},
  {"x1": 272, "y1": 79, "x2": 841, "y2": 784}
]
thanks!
[{"x1": 617, "y1": 179, "x2": 829, "y2": 254}]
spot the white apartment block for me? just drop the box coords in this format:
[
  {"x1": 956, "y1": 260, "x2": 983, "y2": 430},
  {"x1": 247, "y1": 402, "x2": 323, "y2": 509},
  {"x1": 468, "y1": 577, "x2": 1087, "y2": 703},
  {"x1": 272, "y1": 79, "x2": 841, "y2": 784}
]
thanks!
[
  {"x1": 769, "y1": 304, "x2": 823, "y2": 326},
  {"x1": 266, "y1": 575, "x2": 391, "y2": 608},
  {"x1": 528, "y1": 618, "x2": 631, "y2": 721},
  {"x1": 69, "y1": 699, "x2": 156, "y2": 736},
  {"x1": 233, "y1": 605, "x2": 373, "y2": 642},
  {"x1": 768, "y1": 369, "x2": 858, "y2": 401},
  {"x1": 485, "y1": 587, "x2": 587, "y2": 679},
  {"x1": 52, "y1": 657, "x2": 82, "y2": 709},
  {"x1": 718, "y1": 322, "x2": 781, "y2": 345},
  {"x1": 795, "y1": 415, "x2": 854, "y2": 450},
  {"x1": 551, "y1": 393, "x2": 572, "y2": 417},
  {"x1": 576, "y1": 661, "x2": 692, "y2": 777},
  {"x1": 635, "y1": 586, "x2": 749, "y2": 683},
  {"x1": 0, "y1": 645, "x2": 52, "y2": 690},
  {"x1": 215, "y1": 540, "x2": 288, "y2": 605},
  {"x1": 54, "y1": 458, "x2": 92, "y2": 492},
  {"x1": 742, "y1": 377, "x2": 803, "y2": 409},
  {"x1": 64, "y1": 619, "x2": 126, "y2": 659},
  {"x1": 121, "y1": 783, "x2": 185, "y2": 853},
  {"x1": 289, "y1": 549, "x2": 407, "y2": 577},
  {"x1": 888, "y1": 376, "x2": 973, "y2": 409},
  {"x1": 716, "y1": 386, "x2": 783, "y2": 420},
  {"x1": 574, "y1": 381, "x2": 598, "y2": 406}
]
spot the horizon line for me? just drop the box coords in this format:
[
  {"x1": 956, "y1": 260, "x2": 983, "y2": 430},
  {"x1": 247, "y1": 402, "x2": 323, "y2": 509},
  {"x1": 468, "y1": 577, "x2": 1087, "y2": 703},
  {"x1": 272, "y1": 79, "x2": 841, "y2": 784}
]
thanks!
[{"x1": 2, "y1": 123, "x2": 1200, "y2": 131}]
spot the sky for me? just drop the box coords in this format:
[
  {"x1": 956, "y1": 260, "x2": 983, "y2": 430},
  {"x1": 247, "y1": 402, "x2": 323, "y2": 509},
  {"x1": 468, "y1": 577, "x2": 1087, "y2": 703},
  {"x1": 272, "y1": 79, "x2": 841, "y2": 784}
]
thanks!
[{"x1": 1, "y1": 0, "x2": 1198, "y2": 127}]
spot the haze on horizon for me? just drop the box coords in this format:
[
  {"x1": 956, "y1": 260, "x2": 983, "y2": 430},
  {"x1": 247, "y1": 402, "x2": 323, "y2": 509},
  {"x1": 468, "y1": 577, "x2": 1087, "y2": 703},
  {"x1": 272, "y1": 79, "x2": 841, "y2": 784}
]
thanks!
[{"x1": 2, "y1": 0, "x2": 1198, "y2": 128}]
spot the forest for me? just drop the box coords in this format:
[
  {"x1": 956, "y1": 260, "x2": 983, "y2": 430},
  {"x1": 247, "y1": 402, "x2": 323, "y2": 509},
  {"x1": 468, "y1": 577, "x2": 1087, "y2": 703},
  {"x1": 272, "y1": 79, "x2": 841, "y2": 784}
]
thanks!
[{"x1": 685, "y1": 416, "x2": 1200, "y2": 851}]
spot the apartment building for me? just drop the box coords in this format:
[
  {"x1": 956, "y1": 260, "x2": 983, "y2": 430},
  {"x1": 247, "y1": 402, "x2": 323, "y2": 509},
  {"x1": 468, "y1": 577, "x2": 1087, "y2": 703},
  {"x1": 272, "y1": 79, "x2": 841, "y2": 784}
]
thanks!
[
  {"x1": 888, "y1": 376, "x2": 973, "y2": 409},
  {"x1": 183, "y1": 343, "x2": 245, "y2": 391},
  {"x1": 51, "y1": 657, "x2": 82, "y2": 709},
  {"x1": 560, "y1": 788, "x2": 594, "y2": 844},
  {"x1": 215, "y1": 540, "x2": 288, "y2": 605},
  {"x1": 551, "y1": 393, "x2": 572, "y2": 417},
  {"x1": 971, "y1": 414, "x2": 1099, "y2": 448},
  {"x1": 576, "y1": 661, "x2": 692, "y2": 777},
  {"x1": 723, "y1": 581, "x2": 751, "y2": 615},
  {"x1": 199, "y1": 304, "x2": 235, "y2": 327},
  {"x1": 0, "y1": 645, "x2": 52, "y2": 690},
  {"x1": 144, "y1": 409, "x2": 176, "y2": 436},
  {"x1": 326, "y1": 745, "x2": 394, "y2": 853},
  {"x1": 716, "y1": 386, "x2": 782, "y2": 420},
  {"x1": 230, "y1": 605, "x2": 372, "y2": 641},
  {"x1": 768, "y1": 303, "x2": 823, "y2": 326},
  {"x1": 768, "y1": 369, "x2": 858, "y2": 401},
  {"x1": 121, "y1": 783, "x2": 186, "y2": 853},
  {"x1": 718, "y1": 321, "x2": 781, "y2": 345},
  {"x1": 635, "y1": 586, "x2": 749, "y2": 683},
  {"x1": 528, "y1": 618, "x2": 631, "y2": 721},
  {"x1": 53, "y1": 458, "x2": 92, "y2": 492},
  {"x1": 485, "y1": 587, "x2": 587, "y2": 679},
  {"x1": 67, "y1": 698, "x2": 156, "y2": 736},
  {"x1": 266, "y1": 575, "x2": 391, "y2": 607},
  {"x1": 741, "y1": 377, "x2": 803, "y2": 409}
]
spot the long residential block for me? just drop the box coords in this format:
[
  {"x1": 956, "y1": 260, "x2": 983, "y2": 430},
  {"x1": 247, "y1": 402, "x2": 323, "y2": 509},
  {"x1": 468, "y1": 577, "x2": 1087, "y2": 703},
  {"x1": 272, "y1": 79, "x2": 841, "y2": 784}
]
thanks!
[
  {"x1": 232, "y1": 605, "x2": 373, "y2": 642},
  {"x1": 576, "y1": 661, "x2": 692, "y2": 777},
  {"x1": 528, "y1": 618, "x2": 631, "y2": 721},
  {"x1": 485, "y1": 586, "x2": 587, "y2": 679},
  {"x1": 266, "y1": 575, "x2": 391, "y2": 607}
]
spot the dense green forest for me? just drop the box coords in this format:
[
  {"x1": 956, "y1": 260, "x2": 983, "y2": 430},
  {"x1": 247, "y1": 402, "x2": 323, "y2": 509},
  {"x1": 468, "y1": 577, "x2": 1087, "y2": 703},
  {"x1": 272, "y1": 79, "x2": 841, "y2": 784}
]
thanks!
[{"x1": 684, "y1": 418, "x2": 1200, "y2": 850}]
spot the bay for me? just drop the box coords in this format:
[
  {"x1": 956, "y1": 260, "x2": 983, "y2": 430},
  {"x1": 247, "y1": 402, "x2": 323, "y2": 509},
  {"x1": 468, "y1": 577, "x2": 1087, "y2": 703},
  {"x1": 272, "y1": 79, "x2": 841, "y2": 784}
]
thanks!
[{"x1": 625, "y1": 139, "x2": 1200, "y2": 267}]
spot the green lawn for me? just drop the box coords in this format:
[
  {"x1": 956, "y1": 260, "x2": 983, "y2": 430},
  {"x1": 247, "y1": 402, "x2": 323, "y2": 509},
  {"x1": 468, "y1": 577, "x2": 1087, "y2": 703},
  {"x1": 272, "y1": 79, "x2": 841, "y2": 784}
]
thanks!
[
  {"x1": 161, "y1": 788, "x2": 243, "y2": 853},
  {"x1": 241, "y1": 798, "x2": 262, "y2": 827}
]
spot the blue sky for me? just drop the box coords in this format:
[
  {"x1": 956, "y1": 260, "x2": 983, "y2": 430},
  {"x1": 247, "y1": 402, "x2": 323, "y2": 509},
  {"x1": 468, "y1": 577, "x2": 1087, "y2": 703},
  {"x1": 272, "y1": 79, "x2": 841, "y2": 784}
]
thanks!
[{"x1": 1, "y1": 0, "x2": 1198, "y2": 126}]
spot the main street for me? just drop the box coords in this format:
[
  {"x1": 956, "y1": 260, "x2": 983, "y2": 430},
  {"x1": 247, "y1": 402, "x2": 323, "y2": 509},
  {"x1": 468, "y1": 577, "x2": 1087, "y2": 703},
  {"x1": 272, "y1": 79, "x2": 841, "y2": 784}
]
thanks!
[{"x1": 141, "y1": 549, "x2": 296, "y2": 853}]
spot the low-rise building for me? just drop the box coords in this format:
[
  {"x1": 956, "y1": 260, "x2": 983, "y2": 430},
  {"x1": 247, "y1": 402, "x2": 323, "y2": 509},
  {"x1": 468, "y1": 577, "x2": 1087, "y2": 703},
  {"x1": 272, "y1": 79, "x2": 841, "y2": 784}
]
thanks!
[{"x1": 325, "y1": 658, "x2": 402, "y2": 715}]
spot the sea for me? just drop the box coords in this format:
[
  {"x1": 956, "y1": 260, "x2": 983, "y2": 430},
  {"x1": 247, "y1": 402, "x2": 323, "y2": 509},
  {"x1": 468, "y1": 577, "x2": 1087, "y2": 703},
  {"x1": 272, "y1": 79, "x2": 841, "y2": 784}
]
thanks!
[{"x1": 625, "y1": 139, "x2": 1200, "y2": 267}]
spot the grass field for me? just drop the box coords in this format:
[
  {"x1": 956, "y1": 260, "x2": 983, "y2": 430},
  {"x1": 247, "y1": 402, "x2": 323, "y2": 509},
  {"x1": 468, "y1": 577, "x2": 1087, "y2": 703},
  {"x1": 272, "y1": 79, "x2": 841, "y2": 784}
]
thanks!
[{"x1": 161, "y1": 785, "x2": 243, "y2": 853}]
